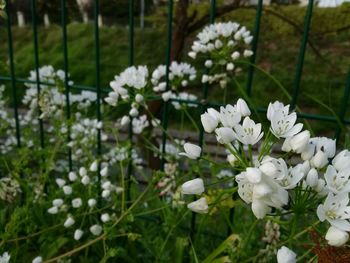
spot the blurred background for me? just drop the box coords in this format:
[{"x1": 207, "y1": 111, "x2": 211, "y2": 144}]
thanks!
[{"x1": 0, "y1": 0, "x2": 349, "y2": 135}]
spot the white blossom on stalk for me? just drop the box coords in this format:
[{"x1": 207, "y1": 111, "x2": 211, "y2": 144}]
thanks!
[
  {"x1": 269, "y1": 108, "x2": 303, "y2": 139},
  {"x1": 121, "y1": 115, "x2": 130, "y2": 126},
  {"x1": 64, "y1": 216, "x2": 75, "y2": 228},
  {"x1": 276, "y1": 246, "x2": 296, "y2": 263},
  {"x1": 68, "y1": 171, "x2": 78, "y2": 181},
  {"x1": 101, "y1": 213, "x2": 111, "y2": 223},
  {"x1": 187, "y1": 197, "x2": 209, "y2": 214},
  {"x1": 72, "y1": 198, "x2": 82, "y2": 208},
  {"x1": 233, "y1": 117, "x2": 263, "y2": 145},
  {"x1": 201, "y1": 111, "x2": 219, "y2": 133},
  {"x1": 278, "y1": 164, "x2": 305, "y2": 190},
  {"x1": 90, "y1": 224, "x2": 103, "y2": 236},
  {"x1": 218, "y1": 104, "x2": 241, "y2": 128},
  {"x1": 47, "y1": 206, "x2": 58, "y2": 214},
  {"x1": 181, "y1": 178, "x2": 205, "y2": 195},
  {"x1": 333, "y1": 150, "x2": 350, "y2": 171},
  {"x1": 89, "y1": 160, "x2": 98, "y2": 172},
  {"x1": 306, "y1": 168, "x2": 319, "y2": 188},
  {"x1": 310, "y1": 150, "x2": 328, "y2": 169},
  {"x1": 236, "y1": 98, "x2": 251, "y2": 117},
  {"x1": 325, "y1": 226, "x2": 349, "y2": 247},
  {"x1": 55, "y1": 178, "x2": 66, "y2": 188},
  {"x1": 285, "y1": 130, "x2": 310, "y2": 153},
  {"x1": 324, "y1": 165, "x2": 350, "y2": 194},
  {"x1": 267, "y1": 101, "x2": 289, "y2": 121},
  {"x1": 179, "y1": 143, "x2": 201, "y2": 159},
  {"x1": 74, "y1": 229, "x2": 84, "y2": 241},
  {"x1": 215, "y1": 127, "x2": 235, "y2": 144},
  {"x1": 311, "y1": 137, "x2": 336, "y2": 159},
  {"x1": 100, "y1": 166, "x2": 108, "y2": 177},
  {"x1": 88, "y1": 198, "x2": 97, "y2": 208},
  {"x1": 53, "y1": 198, "x2": 64, "y2": 207},
  {"x1": 317, "y1": 192, "x2": 350, "y2": 231}
]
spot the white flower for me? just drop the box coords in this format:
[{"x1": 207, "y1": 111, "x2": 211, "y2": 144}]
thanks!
[
  {"x1": 181, "y1": 178, "x2": 205, "y2": 195},
  {"x1": 324, "y1": 165, "x2": 350, "y2": 194},
  {"x1": 32, "y1": 256, "x2": 43, "y2": 263},
  {"x1": 121, "y1": 115, "x2": 130, "y2": 126},
  {"x1": 236, "y1": 99, "x2": 251, "y2": 117},
  {"x1": 79, "y1": 167, "x2": 87, "y2": 177},
  {"x1": 81, "y1": 175, "x2": 90, "y2": 185},
  {"x1": 288, "y1": 130, "x2": 310, "y2": 153},
  {"x1": 201, "y1": 112, "x2": 219, "y2": 133},
  {"x1": 55, "y1": 178, "x2": 66, "y2": 188},
  {"x1": 260, "y1": 157, "x2": 288, "y2": 180},
  {"x1": 246, "y1": 168, "x2": 262, "y2": 184},
  {"x1": 333, "y1": 150, "x2": 350, "y2": 171},
  {"x1": 64, "y1": 216, "x2": 75, "y2": 228},
  {"x1": 267, "y1": 101, "x2": 289, "y2": 121},
  {"x1": 100, "y1": 166, "x2": 108, "y2": 177},
  {"x1": 218, "y1": 104, "x2": 241, "y2": 128},
  {"x1": 226, "y1": 63, "x2": 234, "y2": 71},
  {"x1": 68, "y1": 172, "x2": 78, "y2": 181},
  {"x1": 48, "y1": 206, "x2": 58, "y2": 214},
  {"x1": 0, "y1": 252, "x2": 10, "y2": 263},
  {"x1": 74, "y1": 229, "x2": 84, "y2": 241},
  {"x1": 162, "y1": 91, "x2": 172, "y2": 102},
  {"x1": 233, "y1": 117, "x2": 263, "y2": 145},
  {"x1": 252, "y1": 199, "x2": 270, "y2": 219},
  {"x1": 204, "y1": 60, "x2": 213, "y2": 68},
  {"x1": 89, "y1": 160, "x2": 98, "y2": 172},
  {"x1": 215, "y1": 127, "x2": 235, "y2": 144},
  {"x1": 269, "y1": 108, "x2": 303, "y2": 139},
  {"x1": 135, "y1": 94, "x2": 144, "y2": 103},
  {"x1": 243, "y1": 50, "x2": 253, "y2": 57},
  {"x1": 317, "y1": 192, "x2": 350, "y2": 231},
  {"x1": 63, "y1": 185, "x2": 72, "y2": 195},
  {"x1": 101, "y1": 213, "x2": 111, "y2": 223},
  {"x1": 188, "y1": 51, "x2": 197, "y2": 59},
  {"x1": 311, "y1": 137, "x2": 336, "y2": 158},
  {"x1": 325, "y1": 226, "x2": 349, "y2": 247},
  {"x1": 129, "y1": 108, "x2": 139, "y2": 117},
  {"x1": 278, "y1": 164, "x2": 305, "y2": 190},
  {"x1": 231, "y1": 51, "x2": 240, "y2": 60},
  {"x1": 187, "y1": 197, "x2": 209, "y2": 214},
  {"x1": 102, "y1": 190, "x2": 111, "y2": 198},
  {"x1": 90, "y1": 224, "x2": 103, "y2": 236},
  {"x1": 179, "y1": 143, "x2": 201, "y2": 159},
  {"x1": 306, "y1": 168, "x2": 318, "y2": 187},
  {"x1": 88, "y1": 198, "x2": 97, "y2": 208},
  {"x1": 53, "y1": 198, "x2": 64, "y2": 207},
  {"x1": 311, "y1": 150, "x2": 328, "y2": 169},
  {"x1": 277, "y1": 246, "x2": 296, "y2": 263},
  {"x1": 72, "y1": 198, "x2": 82, "y2": 208}
]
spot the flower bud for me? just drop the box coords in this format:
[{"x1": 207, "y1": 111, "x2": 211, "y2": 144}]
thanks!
[
  {"x1": 311, "y1": 151, "x2": 328, "y2": 169},
  {"x1": 69, "y1": 172, "x2": 78, "y2": 181},
  {"x1": 72, "y1": 198, "x2": 82, "y2": 208},
  {"x1": 204, "y1": 60, "x2": 213, "y2": 68},
  {"x1": 53, "y1": 198, "x2": 64, "y2": 207},
  {"x1": 100, "y1": 166, "x2": 108, "y2": 177},
  {"x1": 89, "y1": 160, "x2": 98, "y2": 172},
  {"x1": 81, "y1": 175, "x2": 90, "y2": 185},
  {"x1": 90, "y1": 224, "x2": 103, "y2": 236},
  {"x1": 64, "y1": 216, "x2": 75, "y2": 228},
  {"x1": 135, "y1": 94, "x2": 144, "y2": 103},
  {"x1": 101, "y1": 213, "x2": 111, "y2": 223},
  {"x1": 179, "y1": 143, "x2": 202, "y2": 159},
  {"x1": 32, "y1": 256, "x2": 43, "y2": 263},
  {"x1": 188, "y1": 51, "x2": 197, "y2": 59},
  {"x1": 121, "y1": 116, "x2": 130, "y2": 126},
  {"x1": 56, "y1": 178, "x2": 66, "y2": 188},
  {"x1": 215, "y1": 39, "x2": 223, "y2": 49},
  {"x1": 88, "y1": 198, "x2": 96, "y2": 208},
  {"x1": 181, "y1": 178, "x2": 205, "y2": 195},
  {"x1": 231, "y1": 51, "x2": 240, "y2": 60},
  {"x1": 79, "y1": 167, "x2": 87, "y2": 177},
  {"x1": 187, "y1": 197, "x2": 208, "y2": 214},
  {"x1": 162, "y1": 91, "x2": 172, "y2": 102},
  {"x1": 201, "y1": 74, "x2": 209, "y2": 83},
  {"x1": 301, "y1": 143, "x2": 315, "y2": 161},
  {"x1": 201, "y1": 112, "x2": 218, "y2": 133},
  {"x1": 281, "y1": 137, "x2": 292, "y2": 152},
  {"x1": 236, "y1": 99, "x2": 251, "y2": 117},
  {"x1": 48, "y1": 206, "x2": 58, "y2": 214},
  {"x1": 129, "y1": 108, "x2": 139, "y2": 117},
  {"x1": 333, "y1": 150, "x2": 350, "y2": 171},
  {"x1": 315, "y1": 178, "x2": 326, "y2": 192},
  {"x1": 215, "y1": 127, "x2": 235, "y2": 144},
  {"x1": 63, "y1": 185, "x2": 72, "y2": 195},
  {"x1": 226, "y1": 63, "x2": 234, "y2": 71},
  {"x1": 74, "y1": 229, "x2": 84, "y2": 241},
  {"x1": 290, "y1": 130, "x2": 310, "y2": 153},
  {"x1": 306, "y1": 168, "x2": 318, "y2": 188},
  {"x1": 325, "y1": 226, "x2": 349, "y2": 247},
  {"x1": 243, "y1": 50, "x2": 253, "y2": 57}
]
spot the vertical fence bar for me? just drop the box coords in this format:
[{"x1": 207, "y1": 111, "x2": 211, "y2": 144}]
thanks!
[
  {"x1": 191, "y1": 0, "x2": 216, "y2": 241},
  {"x1": 245, "y1": 0, "x2": 263, "y2": 96},
  {"x1": 61, "y1": 0, "x2": 73, "y2": 171},
  {"x1": 290, "y1": 0, "x2": 314, "y2": 109},
  {"x1": 335, "y1": 69, "x2": 350, "y2": 140},
  {"x1": 31, "y1": 0, "x2": 45, "y2": 149},
  {"x1": 5, "y1": 0, "x2": 21, "y2": 148},
  {"x1": 126, "y1": 0, "x2": 135, "y2": 206},
  {"x1": 94, "y1": 0, "x2": 102, "y2": 180},
  {"x1": 160, "y1": 0, "x2": 174, "y2": 169}
]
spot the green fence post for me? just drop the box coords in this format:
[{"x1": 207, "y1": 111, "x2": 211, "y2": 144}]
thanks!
[
  {"x1": 5, "y1": 0, "x2": 21, "y2": 148},
  {"x1": 126, "y1": 0, "x2": 135, "y2": 207},
  {"x1": 160, "y1": 0, "x2": 174, "y2": 169},
  {"x1": 94, "y1": 0, "x2": 102, "y2": 180},
  {"x1": 291, "y1": 0, "x2": 314, "y2": 109},
  {"x1": 245, "y1": 0, "x2": 263, "y2": 96},
  {"x1": 61, "y1": 0, "x2": 73, "y2": 171},
  {"x1": 31, "y1": 0, "x2": 45, "y2": 149}
]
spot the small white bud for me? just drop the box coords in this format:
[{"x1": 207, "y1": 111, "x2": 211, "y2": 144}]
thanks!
[
  {"x1": 90, "y1": 224, "x2": 103, "y2": 236},
  {"x1": 100, "y1": 166, "x2": 109, "y2": 177},
  {"x1": 81, "y1": 175, "x2": 90, "y2": 185},
  {"x1": 88, "y1": 198, "x2": 97, "y2": 208},
  {"x1": 63, "y1": 185, "x2": 73, "y2": 195},
  {"x1": 204, "y1": 60, "x2": 213, "y2": 68},
  {"x1": 101, "y1": 213, "x2": 111, "y2": 223},
  {"x1": 89, "y1": 161, "x2": 98, "y2": 172},
  {"x1": 64, "y1": 216, "x2": 75, "y2": 228},
  {"x1": 68, "y1": 172, "x2": 78, "y2": 181},
  {"x1": 72, "y1": 198, "x2": 82, "y2": 208},
  {"x1": 74, "y1": 229, "x2": 84, "y2": 240}
]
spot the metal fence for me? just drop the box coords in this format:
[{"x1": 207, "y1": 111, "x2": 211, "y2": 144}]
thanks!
[{"x1": 1, "y1": 0, "x2": 350, "y2": 240}]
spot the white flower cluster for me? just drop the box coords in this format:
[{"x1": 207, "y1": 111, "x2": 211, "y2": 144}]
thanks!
[
  {"x1": 180, "y1": 97, "x2": 350, "y2": 248},
  {"x1": 105, "y1": 66, "x2": 149, "y2": 117},
  {"x1": 47, "y1": 161, "x2": 123, "y2": 241},
  {"x1": 152, "y1": 62, "x2": 196, "y2": 103},
  {"x1": 189, "y1": 22, "x2": 253, "y2": 87},
  {"x1": 0, "y1": 252, "x2": 10, "y2": 263}
]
